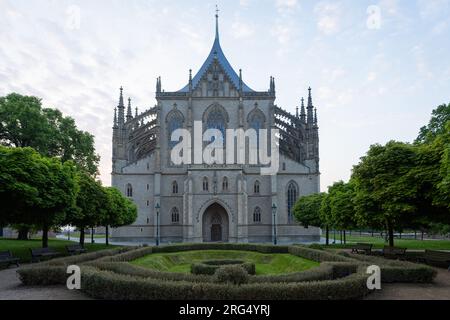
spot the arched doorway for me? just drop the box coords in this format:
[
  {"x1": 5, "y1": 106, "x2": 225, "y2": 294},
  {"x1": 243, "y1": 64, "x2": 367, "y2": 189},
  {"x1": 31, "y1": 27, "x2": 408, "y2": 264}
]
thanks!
[{"x1": 202, "y1": 203, "x2": 229, "y2": 242}]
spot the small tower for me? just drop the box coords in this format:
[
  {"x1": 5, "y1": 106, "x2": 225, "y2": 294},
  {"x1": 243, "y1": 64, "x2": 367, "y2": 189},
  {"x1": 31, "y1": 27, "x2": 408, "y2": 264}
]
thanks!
[
  {"x1": 307, "y1": 87, "x2": 314, "y2": 125},
  {"x1": 300, "y1": 98, "x2": 306, "y2": 123},
  {"x1": 117, "y1": 87, "x2": 125, "y2": 127},
  {"x1": 126, "y1": 98, "x2": 133, "y2": 122}
]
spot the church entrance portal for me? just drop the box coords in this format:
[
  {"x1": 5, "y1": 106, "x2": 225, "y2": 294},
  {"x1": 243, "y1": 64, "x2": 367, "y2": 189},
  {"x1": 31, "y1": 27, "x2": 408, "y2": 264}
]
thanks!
[{"x1": 202, "y1": 203, "x2": 229, "y2": 242}]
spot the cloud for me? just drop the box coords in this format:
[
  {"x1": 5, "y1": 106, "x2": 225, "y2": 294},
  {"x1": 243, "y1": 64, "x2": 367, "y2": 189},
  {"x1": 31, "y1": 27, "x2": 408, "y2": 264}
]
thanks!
[
  {"x1": 275, "y1": 0, "x2": 298, "y2": 14},
  {"x1": 314, "y1": 2, "x2": 341, "y2": 35},
  {"x1": 231, "y1": 17, "x2": 255, "y2": 39}
]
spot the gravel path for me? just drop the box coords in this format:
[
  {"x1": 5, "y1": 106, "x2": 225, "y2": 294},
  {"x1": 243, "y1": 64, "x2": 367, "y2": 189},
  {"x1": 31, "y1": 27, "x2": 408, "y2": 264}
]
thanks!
[
  {"x1": 0, "y1": 267, "x2": 90, "y2": 300},
  {"x1": 366, "y1": 268, "x2": 450, "y2": 300}
]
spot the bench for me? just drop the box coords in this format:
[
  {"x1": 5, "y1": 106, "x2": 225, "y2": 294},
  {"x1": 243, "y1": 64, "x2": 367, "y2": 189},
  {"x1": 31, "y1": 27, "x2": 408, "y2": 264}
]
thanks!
[
  {"x1": 351, "y1": 243, "x2": 373, "y2": 255},
  {"x1": 423, "y1": 250, "x2": 450, "y2": 270},
  {"x1": 30, "y1": 247, "x2": 61, "y2": 263},
  {"x1": 383, "y1": 246, "x2": 407, "y2": 260},
  {"x1": 66, "y1": 244, "x2": 87, "y2": 256},
  {"x1": 0, "y1": 251, "x2": 20, "y2": 268}
]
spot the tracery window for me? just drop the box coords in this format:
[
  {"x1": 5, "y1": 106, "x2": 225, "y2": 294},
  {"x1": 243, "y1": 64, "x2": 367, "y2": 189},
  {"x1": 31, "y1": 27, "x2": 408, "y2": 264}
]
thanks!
[
  {"x1": 287, "y1": 182, "x2": 298, "y2": 223},
  {"x1": 253, "y1": 207, "x2": 262, "y2": 223},
  {"x1": 171, "y1": 208, "x2": 180, "y2": 224}
]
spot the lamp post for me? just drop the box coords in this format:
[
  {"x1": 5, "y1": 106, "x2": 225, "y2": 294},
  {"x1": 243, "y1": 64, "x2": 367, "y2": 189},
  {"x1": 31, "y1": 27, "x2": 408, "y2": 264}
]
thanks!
[
  {"x1": 272, "y1": 203, "x2": 277, "y2": 245},
  {"x1": 155, "y1": 203, "x2": 160, "y2": 246}
]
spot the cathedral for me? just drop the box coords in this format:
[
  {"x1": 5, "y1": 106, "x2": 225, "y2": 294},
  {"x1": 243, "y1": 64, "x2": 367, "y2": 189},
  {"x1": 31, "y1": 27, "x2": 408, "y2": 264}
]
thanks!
[{"x1": 111, "y1": 13, "x2": 321, "y2": 244}]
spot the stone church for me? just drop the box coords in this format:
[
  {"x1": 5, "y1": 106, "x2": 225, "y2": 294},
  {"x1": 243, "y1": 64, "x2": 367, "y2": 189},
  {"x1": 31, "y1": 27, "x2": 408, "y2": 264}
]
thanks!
[{"x1": 111, "y1": 13, "x2": 321, "y2": 244}]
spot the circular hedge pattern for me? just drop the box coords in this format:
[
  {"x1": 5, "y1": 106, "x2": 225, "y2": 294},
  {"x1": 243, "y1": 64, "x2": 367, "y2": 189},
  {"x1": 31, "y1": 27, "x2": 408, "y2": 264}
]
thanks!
[{"x1": 191, "y1": 259, "x2": 256, "y2": 275}]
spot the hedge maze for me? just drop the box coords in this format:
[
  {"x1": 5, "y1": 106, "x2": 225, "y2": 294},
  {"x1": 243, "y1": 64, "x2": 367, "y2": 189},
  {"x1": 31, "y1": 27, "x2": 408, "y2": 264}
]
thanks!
[{"x1": 16, "y1": 244, "x2": 437, "y2": 300}]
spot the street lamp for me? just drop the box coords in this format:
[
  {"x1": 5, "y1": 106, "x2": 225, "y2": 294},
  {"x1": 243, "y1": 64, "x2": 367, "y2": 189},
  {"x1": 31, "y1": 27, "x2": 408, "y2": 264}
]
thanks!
[
  {"x1": 272, "y1": 203, "x2": 277, "y2": 245},
  {"x1": 155, "y1": 203, "x2": 160, "y2": 246}
]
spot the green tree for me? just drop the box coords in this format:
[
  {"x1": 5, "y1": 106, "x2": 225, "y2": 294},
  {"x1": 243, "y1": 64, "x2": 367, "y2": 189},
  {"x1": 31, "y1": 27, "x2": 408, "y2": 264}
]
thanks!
[
  {"x1": 0, "y1": 93, "x2": 100, "y2": 176},
  {"x1": 352, "y1": 141, "x2": 418, "y2": 247},
  {"x1": 293, "y1": 193, "x2": 326, "y2": 226},
  {"x1": 319, "y1": 193, "x2": 332, "y2": 245},
  {"x1": 66, "y1": 172, "x2": 108, "y2": 247},
  {"x1": 416, "y1": 103, "x2": 450, "y2": 144},
  {"x1": 328, "y1": 181, "x2": 357, "y2": 244},
  {"x1": 102, "y1": 187, "x2": 138, "y2": 245},
  {"x1": 0, "y1": 146, "x2": 77, "y2": 247}
]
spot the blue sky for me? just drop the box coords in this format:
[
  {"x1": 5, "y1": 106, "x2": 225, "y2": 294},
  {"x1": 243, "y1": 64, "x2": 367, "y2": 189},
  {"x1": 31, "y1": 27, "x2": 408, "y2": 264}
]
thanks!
[{"x1": 1, "y1": 0, "x2": 449, "y2": 190}]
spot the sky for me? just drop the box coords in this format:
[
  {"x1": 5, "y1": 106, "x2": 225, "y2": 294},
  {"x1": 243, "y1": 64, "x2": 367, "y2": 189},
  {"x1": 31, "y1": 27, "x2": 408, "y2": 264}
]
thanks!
[{"x1": 1, "y1": 0, "x2": 449, "y2": 191}]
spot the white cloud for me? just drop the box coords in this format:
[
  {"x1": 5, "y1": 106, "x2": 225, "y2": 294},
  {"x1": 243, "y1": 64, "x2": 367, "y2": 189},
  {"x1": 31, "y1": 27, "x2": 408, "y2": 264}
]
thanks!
[
  {"x1": 231, "y1": 19, "x2": 255, "y2": 39},
  {"x1": 314, "y1": 2, "x2": 341, "y2": 35}
]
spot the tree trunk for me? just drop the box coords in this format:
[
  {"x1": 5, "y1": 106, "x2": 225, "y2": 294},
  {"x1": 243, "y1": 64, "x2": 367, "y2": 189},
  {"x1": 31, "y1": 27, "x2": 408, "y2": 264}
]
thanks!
[
  {"x1": 106, "y1": 225, "x2": 109, "y2": 246},
  {"x1": 79, "y1": 228, "x2": 85, "y2": 247},
  {"x1": 91, "y1": 228, "x2": 94, "y2": 244},
  {"x1": 414, "y1": 231, "x2": 417, "y2": 239},
  {"x1": 325, "y1": 226, "x2": 329, "y2": 246},
  {"x1": 421, "y1": 231, "x2": 424, "y2": 241},
  {"x1": 17, "y1": 227, "x2": 29, "y2": 240},
  {"x1": 388, "y1": 224, "x2": 394, "y2": 247},
  {"x1": 343, "y1": 230, "x2": 347, "y2": 245},
  {"x1": 42, "y1": 223, "x2": 49, "y2": 248}
]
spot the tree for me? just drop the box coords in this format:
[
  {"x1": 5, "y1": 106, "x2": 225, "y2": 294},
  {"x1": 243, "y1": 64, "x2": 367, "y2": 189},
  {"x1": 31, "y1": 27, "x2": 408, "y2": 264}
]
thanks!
[
  {"x1": 319, "y1": 193, "x2": 332, "y2": 245},
  {"x1": 0, "y1": 146, "x2": 77, "y2": 247},
  {"x1": 328, "y1": 181, "x2": 357, "y2": 244},
  {"x1": 102, "y1": 187, "x2": 138, "y2": 245},
  {"x1": 352, "y1": 141, "x2": 418, "y2": 247},
  {"x1": 66, "y1": 172, "x2": 108, "y2": 247},
  {"x1": 416, "y1": 103, "x2": 450, "y2": 144},
  {"x1": 0, "y1": 93, "x2": 100, "y2": 238},
  {"x1": 0, "y1": 93, "x2": 100, "y2": 176}
]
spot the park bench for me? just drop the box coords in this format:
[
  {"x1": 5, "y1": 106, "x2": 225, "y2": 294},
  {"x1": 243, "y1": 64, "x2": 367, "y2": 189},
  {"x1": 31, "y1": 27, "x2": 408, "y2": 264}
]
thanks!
[
  {"x1": 423, "y1": 250, "x2": 450, "y2": 270},
  {"x1": 30, "y1": 247, "x2": 61, "y2": 263},
  {"x1": 0, "y1": 251, "x2": 20, "y2": 268},
  {"x1": 66, "y1": 244, "x2": 87, "y2": 256},
  {"x1": 351, "y1": 243, "x2": 373, "y2": 255},
  {"x1": 383, "y1": 246, "x2": 407, "y2": 260}
]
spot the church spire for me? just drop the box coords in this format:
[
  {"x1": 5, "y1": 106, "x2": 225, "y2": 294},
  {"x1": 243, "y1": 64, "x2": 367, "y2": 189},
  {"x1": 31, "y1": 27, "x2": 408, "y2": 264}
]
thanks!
[
  {"x1": 113, "y1": 107, "x2": 118, "y2": 129},
  {"x1": 117, "y1": 86, "x2": 125, "y2": 126},
  {"x1": 300, "y1": 97, "x2": 306, "y2": 123},
  {"x1": 307, "y1": 87, "x2": 314, "y2": 125},
  {"x1": 126, "y1": 97, "x2": 133, "y2": 122},
  {"x1": 215, "y1": 5, "x2": 220, "y2": 41}
]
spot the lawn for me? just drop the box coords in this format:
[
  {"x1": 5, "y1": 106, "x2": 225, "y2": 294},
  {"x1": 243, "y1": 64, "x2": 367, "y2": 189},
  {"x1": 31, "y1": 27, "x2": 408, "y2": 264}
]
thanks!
[
  {"x1": 0, "y1": 238, "x2": 117, "y2": 263},
  {"x1": 322, "y1": 235, "x2": 450, "y2": 250},
  {"x1": 131, "y1": 250, "x2": 319, "y2": 275}
]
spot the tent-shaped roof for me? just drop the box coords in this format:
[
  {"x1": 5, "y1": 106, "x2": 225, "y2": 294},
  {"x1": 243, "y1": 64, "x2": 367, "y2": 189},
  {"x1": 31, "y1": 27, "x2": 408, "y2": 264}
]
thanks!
[{"x1": 178, "y1": 13, "x2": 254, "y2": 93}]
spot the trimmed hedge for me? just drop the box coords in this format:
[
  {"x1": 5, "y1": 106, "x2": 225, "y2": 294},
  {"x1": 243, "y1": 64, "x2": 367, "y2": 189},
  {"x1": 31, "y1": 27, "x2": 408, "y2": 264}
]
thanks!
[
  {"x1": 214, "y1": 265, "x2": 249, "y2": 285},
  {"x1": 339, "y1": 252, "x2": 437, "y2": 283},
  {"x1": 17, "y1": 243, "x2": 438, "y2": 300},
  {"x1": 191, "y1": 260, "x2": 256, "y2": 276},
  {"x1": 80, "y1": 266, "x2": 369, "y2": 300}
]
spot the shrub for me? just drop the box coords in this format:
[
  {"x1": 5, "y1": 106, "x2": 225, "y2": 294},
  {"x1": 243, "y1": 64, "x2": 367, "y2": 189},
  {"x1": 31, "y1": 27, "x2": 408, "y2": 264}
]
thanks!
[
  {"x1": 191, "y1": 260, "x2": 256, "y2": 276},
  {"x1": 214, "y1": 265, "x2": 249, "y2": 285}
]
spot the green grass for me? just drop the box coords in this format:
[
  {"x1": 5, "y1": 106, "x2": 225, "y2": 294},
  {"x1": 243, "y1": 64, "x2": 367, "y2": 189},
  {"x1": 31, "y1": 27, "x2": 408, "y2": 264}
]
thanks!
[
  {"x1": 131, "y1": 250, "x2": 319, "y2": 275},
  {"x1": 60, "y1": 232, "x2": 106, "y2": 239},
  {"x1": 322, "y1": 235, "x2": 450, "y2": 250},
  {"x1": 0, "y1": 238, "x2": 117, "y2": 264}
]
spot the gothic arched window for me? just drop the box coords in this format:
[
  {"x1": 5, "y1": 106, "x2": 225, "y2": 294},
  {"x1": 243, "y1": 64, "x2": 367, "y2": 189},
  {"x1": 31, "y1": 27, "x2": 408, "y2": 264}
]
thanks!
[
  {"x1": 222, "y1": 177, "x2": 229, "y2": 191},
  {"x1": 172, "y1": 181, "x2": 178, "y2": 194},
  {"x1": 205, "y1": 105, "x2": 228, "y2": 145},
  {"x1": 287, "y1": 182, "x2": 298, "y2": 223},
  {"x1": 203, "y1": 177, "x2": 209, "y2": 192},
  {"x1": 253, "y1": 207, "x2": 262, "y2": 223},
  {"x1": 166, "y1": 110, "x2": 184, "y2": 149},
  {"x1": 171, "y1": 208, "x2": 180, "y2": 224},
  {"x1": 254, "y1": 180, "x2": 260, "y2": 194},
  {"x1": 126, "y1": 184, "x2": 133, "y2": 198},
  {"x1": 248, "y1": 108, "x2": 266, "y2": 143}
]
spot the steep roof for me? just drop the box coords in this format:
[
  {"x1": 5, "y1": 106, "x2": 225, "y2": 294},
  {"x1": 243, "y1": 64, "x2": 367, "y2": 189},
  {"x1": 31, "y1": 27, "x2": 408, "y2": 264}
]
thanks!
[{"x1": 178, "y1": 13, "x2": 254, "y2": 93}]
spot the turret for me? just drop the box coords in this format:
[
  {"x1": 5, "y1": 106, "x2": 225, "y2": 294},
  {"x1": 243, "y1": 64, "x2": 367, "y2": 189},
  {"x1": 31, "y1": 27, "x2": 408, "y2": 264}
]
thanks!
[
  {"x1": 307, "y1": 87, "x2": 314, "y2": 125},
  {"x1": 300, "y1": 98, "x2": 306, "y2": 123},
  {"x1": 126, "y1": 97, "x2": 133, "y2": 122},
  {"x1": 117, "y1": 87, "x2": 125, "y2": 127}
]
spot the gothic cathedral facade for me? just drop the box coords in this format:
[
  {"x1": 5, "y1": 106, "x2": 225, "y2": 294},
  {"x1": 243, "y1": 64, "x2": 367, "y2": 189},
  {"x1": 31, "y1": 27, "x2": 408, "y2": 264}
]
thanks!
[{"x1": 111, "y1": 14, "x2": 321, "y2": 244}]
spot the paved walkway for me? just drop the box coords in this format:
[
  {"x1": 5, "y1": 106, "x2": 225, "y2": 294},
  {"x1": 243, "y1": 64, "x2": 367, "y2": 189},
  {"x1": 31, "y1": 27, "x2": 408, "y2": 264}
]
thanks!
[
  {"x1": 1, "y1": 265, "x2": 449, "y2": 300},
  {"x1": 366, "y1": 268, "x2": 450, "y2": 300},
  {"x1": 0, "y1": 267, "x2": 90, "y2": 300}
]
